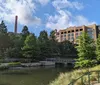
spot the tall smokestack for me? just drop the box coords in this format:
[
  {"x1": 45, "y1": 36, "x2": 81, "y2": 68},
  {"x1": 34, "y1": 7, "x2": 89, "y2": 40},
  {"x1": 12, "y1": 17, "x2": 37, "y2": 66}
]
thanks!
[{"x1": 14, "y1": 16, "x2": 18, "y2": 33}]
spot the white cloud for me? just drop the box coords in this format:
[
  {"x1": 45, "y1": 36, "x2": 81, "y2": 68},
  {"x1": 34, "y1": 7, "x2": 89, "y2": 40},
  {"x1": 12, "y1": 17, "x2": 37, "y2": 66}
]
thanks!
[
  {"x1": 74, "y1": 16, "x2": 95, "y2": 25},
  {"x1": 46, "y1": 0, "x2": 95, "y2": 30},
  {"x1": 0, "y1": 0, "x2": 41, "y2": 25},
  {"x1": 46, "y1": 10, "x2": 72, "y2": 30},
  {"x1": 52, "y1": 0, "x2": 84, "y2": 10},
  {"x1": 37, "y1": 0, "x2": 50, "y2": 5},
  {"x1": 72, "y1": 2, "x2": 84, "y2": 10},
  {"x1": 46, "y1": 10, "x2": 95, "y2": 30}
]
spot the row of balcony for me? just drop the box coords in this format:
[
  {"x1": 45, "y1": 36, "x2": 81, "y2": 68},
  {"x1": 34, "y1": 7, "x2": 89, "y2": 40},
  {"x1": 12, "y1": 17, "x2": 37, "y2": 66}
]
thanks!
[{"x1": 57, "y1": 28, "x2": 94, "y2": 36}]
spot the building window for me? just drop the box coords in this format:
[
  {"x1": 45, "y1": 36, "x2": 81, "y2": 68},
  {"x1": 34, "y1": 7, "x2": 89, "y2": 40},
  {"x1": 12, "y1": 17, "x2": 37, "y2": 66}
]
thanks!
[
  {"x1": 76, "y1": 36, "x2": 78, "y2": 39},
  {"x1": 72, "y1": 33, "x2": 74, "y2": 36},
  {"x1": 70, "y1": 37, "x2": 74, "y2": 41},
  {"x1": 68, "y1": 37, "x2": 70, "y2": 41},
  {"x1": 87, "y1": 28, "x2": 93, "y2": 32},
  {"x1": 92, "y1": 35, "x2": 94, "y2": 39},
  {"x1": 71, "y1": 37, "x2": 74, "y2": 40},
  {"x1": 68, "y1": 38, "x2": 70, "y2": 41},
  {"x1": 98, "y1": 26, "x2": 100, "y2": 31},
  {"x1": 61, "y1": 32, "x2": 63, "y2": 34},
  {"x1": 80, "y1": 29, "x2": 83, "y2": 31},
  {"x1": 68, "y1": 31, "x2": 70, "y2": 33},
  {"x1": 76, "y1": 29, "x2": 78, "y2": 32},
  {"x1": 64, "y1": 32, "x2": 66, "y2": 34},
  {"x1": 92, "y1": 30, "x2": 94, "y2": 34},
  {"x1": 64, "y1": 35, "x2": 66, "y2": 37},
  {"x1": 88, "y1": 32, "x2": 92, "y2": 35},
  {"x1": 76, "y1": 32, "x2": 78, "y2": 35},
  {"x1": 80, "y1": 32, "x2": 82, "y2": 35},
  {"x1": 88, "y1": 31, "x2": 94, "y2": 39},
  {"x1": 68, "y1": 33, "x2": 70, "y2": 36},
  {"x1": 89, "y1": 34, "x2": 94, "y2": 39}
]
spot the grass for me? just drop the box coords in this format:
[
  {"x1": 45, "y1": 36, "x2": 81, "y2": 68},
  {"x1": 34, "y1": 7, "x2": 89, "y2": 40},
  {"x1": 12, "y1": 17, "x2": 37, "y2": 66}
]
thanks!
[
  {"x1": 8, "y1": 62, "x2": 21, "y2": 66},
  {"x1": 48, "y1": 65, "x2": 100, "y2": 85}
]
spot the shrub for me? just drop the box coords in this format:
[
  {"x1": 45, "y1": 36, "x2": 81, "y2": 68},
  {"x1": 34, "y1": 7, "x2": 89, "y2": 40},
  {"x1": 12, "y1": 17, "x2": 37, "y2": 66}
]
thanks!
[
  {"x1": 0, "y1": 66, "x2": 9, "y2": 70},
  {"x1": 8, "y1": 62, "x2": 21, "y2": 67}
]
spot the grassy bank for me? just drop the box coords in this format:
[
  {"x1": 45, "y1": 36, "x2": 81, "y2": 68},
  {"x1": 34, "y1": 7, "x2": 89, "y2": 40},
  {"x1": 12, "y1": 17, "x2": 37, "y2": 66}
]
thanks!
[{"x1": 49, "y1": 65, "x2": 100, "y2": 85}]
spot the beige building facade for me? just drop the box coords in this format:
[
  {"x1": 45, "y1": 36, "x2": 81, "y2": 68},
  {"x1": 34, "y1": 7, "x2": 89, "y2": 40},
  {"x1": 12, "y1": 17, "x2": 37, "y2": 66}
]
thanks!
[{"x1": 55, "y1": 24, "x2": 99, "y2": 43}]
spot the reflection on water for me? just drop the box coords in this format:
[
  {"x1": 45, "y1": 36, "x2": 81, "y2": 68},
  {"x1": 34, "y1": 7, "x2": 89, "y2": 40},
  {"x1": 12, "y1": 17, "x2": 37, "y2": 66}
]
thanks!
[
  {"x1": 0, "y1": 67, "x2": 69, "y2": 85},
  {"x1": 0, "y1": 83, "x2": 11, "y2": 85}
]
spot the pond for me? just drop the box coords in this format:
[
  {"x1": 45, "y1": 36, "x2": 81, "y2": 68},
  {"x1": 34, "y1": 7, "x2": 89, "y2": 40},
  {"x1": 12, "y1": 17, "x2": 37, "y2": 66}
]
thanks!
[{"x1": 0, "y1": 67, "x2": 69, "y2": 85}]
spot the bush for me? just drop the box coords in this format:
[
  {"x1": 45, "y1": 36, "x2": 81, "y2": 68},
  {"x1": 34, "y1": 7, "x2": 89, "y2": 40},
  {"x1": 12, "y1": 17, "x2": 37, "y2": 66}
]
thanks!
[
  {"x1": 8, "y1": 62, "x2": 21, "y2": 67},
  {"x1": 0, "y1": 66, "x2": 9, "y2": 70}
]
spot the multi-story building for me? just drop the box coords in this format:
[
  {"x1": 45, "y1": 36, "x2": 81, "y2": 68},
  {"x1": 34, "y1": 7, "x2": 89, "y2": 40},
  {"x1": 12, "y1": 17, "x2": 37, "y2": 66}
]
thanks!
[
  {"x1": 96, "y1": 25, "x2": 100, "y2": 37},
  {"x1": 55, "y1": 24, "x2": 100, "y2": 43}
]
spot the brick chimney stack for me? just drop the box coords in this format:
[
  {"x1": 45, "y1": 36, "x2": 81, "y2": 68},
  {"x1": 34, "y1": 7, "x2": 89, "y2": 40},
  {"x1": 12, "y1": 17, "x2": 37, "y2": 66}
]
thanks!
[{"x1": 14, "y1": 16, "x2": 18, "y2": 33}]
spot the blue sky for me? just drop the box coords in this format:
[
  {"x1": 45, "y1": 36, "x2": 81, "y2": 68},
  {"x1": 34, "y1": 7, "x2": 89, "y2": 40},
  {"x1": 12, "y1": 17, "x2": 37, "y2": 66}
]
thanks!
[{"x1": 0, "y1": 0, "x2": 100, "y2": 36}]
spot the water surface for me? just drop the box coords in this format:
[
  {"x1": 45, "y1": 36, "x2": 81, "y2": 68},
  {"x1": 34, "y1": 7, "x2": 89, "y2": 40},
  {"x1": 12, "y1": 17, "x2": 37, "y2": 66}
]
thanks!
[{"x1": 0, "y1": 67, "x2": 68, "y2": 85}]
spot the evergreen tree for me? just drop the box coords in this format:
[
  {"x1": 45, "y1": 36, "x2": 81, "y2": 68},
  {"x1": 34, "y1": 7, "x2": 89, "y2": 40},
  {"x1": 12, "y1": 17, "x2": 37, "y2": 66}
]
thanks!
[
  {"x1": 0, "y1": 21, "x2": 11, "y2": 58},
  {"x1": 38, "y1": 30, "x2": 51, "y2": 58},
  {"x1": 75, "y1": 32, "x2": 96, "y2": 68},
  {"x1": 22, "y1": 33, "x2": 39, "y2": 58},
  {"x1": 7, "y1": 33, "x2": 23, "y2": 58},
  {"x1": 21, "y1": 25, "x2": 30, "y2": 41},
  {"x1": 0, "y1": 20, "x2": 7, "y2": 33},
  {"x1": 50, "y1": 30, "x2": 56, "y2": 41},
  {"x1": 49, "y1": 30, "x2": 60, "y2": 57},
  {"x1": 58, "y1": 40, "x2": 76, "y2": 57},
  {"x1": 22, "y1": 26, "x2": 30, "y2": 36},
  {"x1": 21, "y1": 26, "x2": 30, "y2": 47},
  {"x1": 0, "y1": 33, "x2": 11, "y2": 58},
  {"x1": 38, "y1": 30, "x2": 49, "y2": 43},
  {"x1": 96, "y1": 34, "x2": 100, "y2": 62}
]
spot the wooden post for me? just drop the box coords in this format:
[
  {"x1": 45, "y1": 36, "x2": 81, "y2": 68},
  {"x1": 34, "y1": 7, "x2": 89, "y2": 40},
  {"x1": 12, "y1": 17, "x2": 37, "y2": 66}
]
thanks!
[
  {"x1": 88, "y1": 72, "x2": 90, "y2": 85},
  {"x1": 98, "y1": 72, "x2": 100, "y2": 83}
]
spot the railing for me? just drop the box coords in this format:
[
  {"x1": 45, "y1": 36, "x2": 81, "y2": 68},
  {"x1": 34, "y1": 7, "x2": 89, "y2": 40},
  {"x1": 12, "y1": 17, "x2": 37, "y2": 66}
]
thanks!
[{"x1": 68, "y1": 70, "x2": 100, "y2": 85}]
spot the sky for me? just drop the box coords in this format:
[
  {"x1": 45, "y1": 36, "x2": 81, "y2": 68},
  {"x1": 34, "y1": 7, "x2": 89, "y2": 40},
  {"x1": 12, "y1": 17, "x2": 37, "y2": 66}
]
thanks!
[{"x1": 0, "y1": 0, "x2": 100, "y2": 36}]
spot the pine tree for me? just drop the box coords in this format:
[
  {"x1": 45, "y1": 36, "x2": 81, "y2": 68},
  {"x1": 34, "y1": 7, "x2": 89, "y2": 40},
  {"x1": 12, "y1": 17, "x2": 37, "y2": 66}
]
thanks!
[
  {"x1": 96, "y1": 34, "x2": 100, "y2": 62},
  {"x1": 75, "y1": 32, "x2": 96, "y2": 68},
  {"x1": 22, "y1": 33, "x2": 39, "y2": 58},
  {"x1": 0, "y1": 20, "x2": 7, "y2": 33}
]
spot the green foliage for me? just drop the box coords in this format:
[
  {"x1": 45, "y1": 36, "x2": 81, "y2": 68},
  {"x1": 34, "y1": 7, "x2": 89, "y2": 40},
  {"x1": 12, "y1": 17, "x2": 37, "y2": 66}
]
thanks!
[
  {"x1": 49, "y1": 30, "x2": 61, "y2": 57},
  {"x1": 8, "y1": 62, "x2": 21, "y2": 67},
  {"x1": 21, "y1": 25, "x2": 30, "y2": 47},
  {"x1": 7, "y1": 33, "x2": 23, "y2": 58},
  {"x1": 22, "y1": 33, "x2": 39, "y2": 58},
  {"x1": 75, "y1": 58, "x2": 96, "y2": 68},
  {"x1": 0, "y1": 66, "x2": 9, "y2": 70},
  {"x1": 49, "y1": 65, "x2": 100, "y2": 85},
  {"x1": 0, "y1": 20, "x2": 7, "y2": 33},
  {"x1": 96, "y1": 34, "x2": 100, "y2": 61},
  {"x1": 0, "y1": 21, "x2": 76, "y2": 60},
  {"x1": 58, "y1": 40, "x2": 77, "y2": 57},
  {"x1": 50, "y1": 30, "x2": 56, "y2": 41},
  {"x1": 0, "y1": 21, "x2": 11, "y2": 58},
  {"x1": 49, "y1": 40, "x2": 60, "y2": 57},
  {"x1": 22, "y1": 26, "x2": 30, "y2": 36},
  {"x1": 38, "y1": 30, "x2": 49, "y2": 43},
  {"x1": 75, "y1": 32, "x2": 96, "y2": 68},
  {"x1": 38, "y1": 30, "x2": 50, "y2": 58}
]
